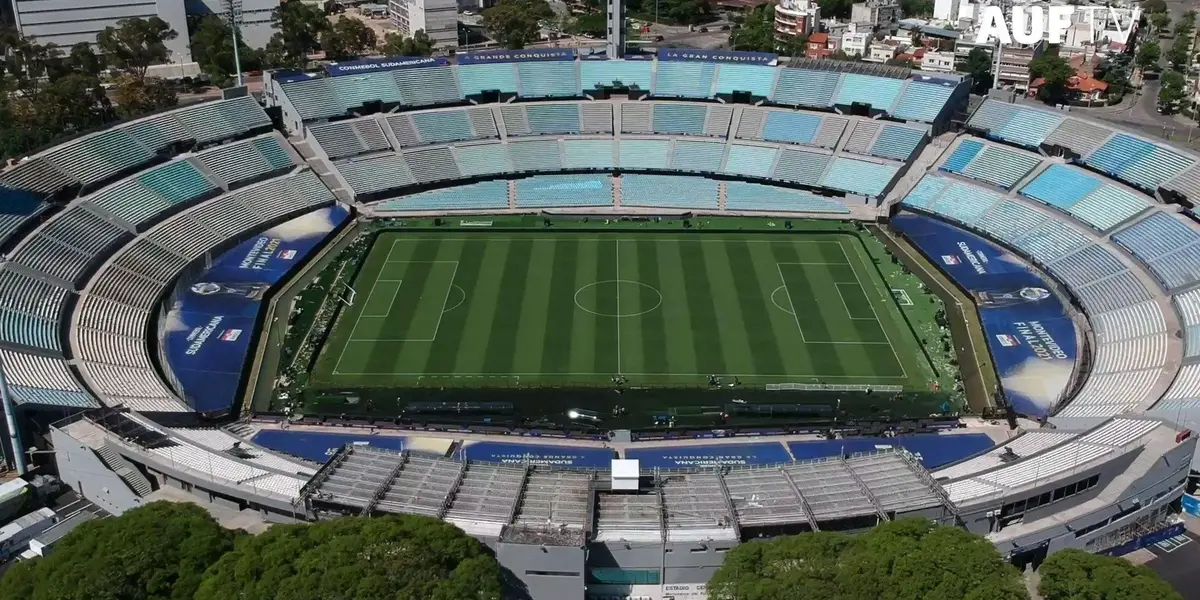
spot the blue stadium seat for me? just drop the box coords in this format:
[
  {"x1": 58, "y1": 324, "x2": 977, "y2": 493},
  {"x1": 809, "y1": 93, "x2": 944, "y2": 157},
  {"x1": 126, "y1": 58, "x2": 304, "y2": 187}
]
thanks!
[
  {"x1": 580, "y1": 60, "x2": 653, "y2": 91},
  {"x1": 652, "y1": 104, "x2": 707, "y2": 135},
  {"x1": 771, "y1": 69, "x2": 839, "y2": 107},
  {"x1": 377, "y1": 181, "x2": 509, "y2": 212},
  {"x1": 941, "y1": 139, "x2": 984, "y2": 172},
  {"x1": 820, "y1": 158, "x2": 898, "y2": 197},
  {"x1": 762, "y1": 112, "x2": 821, "y2": 145},
  {"x1": 1069, "y1": 186, "x2": 1150, "y2": 231},
  {"x1": 278, "y1": 78, "x2": 341, "y2": 120},
  {"x1": 456, "y1": 143, "x2": 513, "y2": 176},
  {"x1": 900, "y1": 177, "x2": 949, "y2": 210},
  {"x1": 394, "y1": 65, "x2": 463, "y2": 106},
  {"x1": 725, "y1": 182, "x2": 849, "y2": 213},
  {"x1": 412, "y1": 110, "x2": 475, "y2": 144},
  {"x1": 509, "y1": 140, "x2": 563, "y2": 172},
  {"x1": 0, "y1": 185, "x2": 47, "y2": 249},
  {"x1": 653, "y1": 62, "x2": 716, "y2": 98},
  {"x1": 618, "y1": 139, "x2": 670, "y2": 170},
  {"x1": 516, "y1": 175, "x2": 612, "y2": 207},
  {"x1": 621, "y1": 175, "x2": 718, "y2": 209},
  {"x1": 1021, "y1": 164, "x2": 1103, "y2": 212},
  {"x1": 714, "y1": 64, "x2": 777, "y2": 97},
  {"x1": 723, "y1": 145, "x2": 777, "y2": 178},
  {"x1": 892, "y1": 80, "x2": 955, "y2": 122},
  {"x1": 1085, "y1": 133, "x2": 1195, "y2": 191},
  {"x1": 671, "y1": 141, "x2": 725, "y2": 172},
  {"x1": 959, "y1": 145, "x2": 1041, "y2": 189},
  {"x1": 968, "y1": 101, "x2": 1062, "y2": 148},
  {"x1": 834, "y1": 75, "x2": 904, "y2": 111},
  {"x1": 926, "y1": 180, "x2": 1004, "y2": 225},
  {"x1": 527, "y1": 104, "x2": 582, "y2": 135},
  {"x1": 869, "y1": 125, "x2": 925, "y2": 161},
  {"x1": 517, "y1": 62, "x2": 580, "y2": 98},
  {"x1": 138, "y1": 161, "x2": 216, "y2": 205},
  {"x1": 771, "y1": 148, "x2": 830, "y2": 186},
  {"x1": 563, "y1": 140, "x2": 615, "y2": 170},
  {"x1": 458, "y1": 64, "x2": 518, "y2": 95},
  {"x1": 1113, "y1": 212, "x2": 1200, "y2": 262},
  {"x1": 329, "y1": 71, "x2": 402, "y2": 108}
]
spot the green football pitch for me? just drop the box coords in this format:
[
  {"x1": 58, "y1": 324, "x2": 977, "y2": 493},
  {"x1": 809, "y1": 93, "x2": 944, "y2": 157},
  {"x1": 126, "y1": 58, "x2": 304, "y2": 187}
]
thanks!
[{"x1": 311, "y1": 231, "x2": 935, "y2": 391}]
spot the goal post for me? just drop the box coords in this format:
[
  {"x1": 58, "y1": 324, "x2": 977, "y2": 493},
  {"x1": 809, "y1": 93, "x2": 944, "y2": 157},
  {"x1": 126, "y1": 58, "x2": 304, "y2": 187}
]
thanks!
[{"x1": 339, "y1": 283, "x2": 356, "y2": 307}]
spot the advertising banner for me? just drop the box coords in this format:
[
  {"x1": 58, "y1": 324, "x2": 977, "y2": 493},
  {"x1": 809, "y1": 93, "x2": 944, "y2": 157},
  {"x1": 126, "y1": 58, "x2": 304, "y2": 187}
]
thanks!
[
  {"x1": 625, "y1": 442, "x2": 792, "y2": 468},
  {"x1": 161, "y1": 205, "x2": 351, "y2": 414},
  {"x1": 893, "y1": 212, "x2": 1077, "y2": 418},
  {"x1": 788, "y1": 433, "x2": 995, "y2": 469},
  {"x1": 657, "y1": 48, "x2": 778, "y2": 65},
  {"x1": 457, "y1": 48, "x2": 575, "y2": 64},
  {"x1": 325, "y1": 56, "x2": 449, "y2": 77},
  {"x1": 251, "y1": 430, "x2": 407, "y2": 463},
  {"x1": 462, "y1": 441, "x2": 614, "y2": 468}
]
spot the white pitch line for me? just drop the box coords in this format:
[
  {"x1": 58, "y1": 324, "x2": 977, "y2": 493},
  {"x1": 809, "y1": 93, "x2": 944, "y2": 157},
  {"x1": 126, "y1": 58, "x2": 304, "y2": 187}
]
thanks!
[
  {"x1": 615, "y1": 240, "x2": 622, "y2": 375},
  {"x1": 839, "y1": 240, "x2": 908, "y2": 379},
  {"x1": 775, "y1": 263, "x2": 809, "y2": 343},
  {"x1": 425, "y1": 261, "x2": 460, "y2": 343}
]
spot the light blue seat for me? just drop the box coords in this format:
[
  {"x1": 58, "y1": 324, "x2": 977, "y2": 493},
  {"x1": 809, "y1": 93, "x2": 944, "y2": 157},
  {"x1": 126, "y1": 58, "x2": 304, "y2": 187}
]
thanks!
[
  {"x1": 456, "y1": 143, "x2": 513, "y2": 176},
  {"x1": 1012, "y1": 218, "x2": 1091, "y2": 263},
  {"x1": 968, "y1": 100, "x2": 1062, "y2": 148},
  {"x1": 714, "y1": 64, "x2": 777, "y2": 97},
  {"x1": 621, "y1": 175, "x2": 718, "y2": 209},
  {"x1": 138, "y1": 161, "x2": 215, "y2": 205},
  {"x1": 9, "y1": 386, "x2": 98, "y2": 409},
  {"x1": 618, "y1": 139, "x2": 670, "y2": 170},
  {"x1": 527, "y1": 104, "x2": 581, "y2": 135},
  {"x1": 518, "y1": 62, "x2": 580, "y2": 98},
  {"x1": 0, "y1": 186, "x2": 47, "y2": 248},
  {"x1": 336, "y1": 154, "x2": 415, "y2": 194},
  {"x1": 458, "y1": 63, "x2": 518, "y2": 95},
  {"x1": 723, "y1": 145, "x2": 777, "y2": 178},
  {"x1": 1113, "y1": 212, "x2": 1200, "y2": 262},
  {"x1": 254, "y1": 137, "x2": 294, "y2": 170},
  {"x1": 509, "y1": 140, "x2": 563, "y2": 172},
  {"x1": 1069, "y1": 185, "x2": 1150, "y2": 231},
  {"x1": 870, "y1": 125, "x2": 925, "y2": 161},
  {"x1": 819, "y1": 158, "x2": 898, "y2": 197},
  {"x1": 394, "y1": 65, "x2": 463, "y2": 106},
  {"x1": 412, "y1": 110, "x2": 475, "y2": 144},
  {"x1": 941, "y1": 139, "x2": 984, "y2": 172},
  {"x1": 670, "y1": 141, "x2": 724, "y2": 172},
  {"x1": 1147, "y1": 244, "x2": 1200, "y2": 289},
  {"x1": 198, "y1": 138, "x2": 277, "y2": 187},
  {"x1": 771, "y1": 69, "x2": 839, "y2": 107},
  {"x1": 329, "y1": 71, "x2": 402, "y2": 108},
  {"x1": 175, "y1": 96, "x2": 271, "y2": 144},
  {"x1": 900, "y1": 177, "x2": 949, "y2": 210},
  {"x1": 44, "y1": 130, "x2": 154, "y2": 186},
  {"x1": 726, "y1": 182, "x2": 849, "y2": 213},
  {"x1": 960, "y1": 145, "x2": 1041, "y2": 189},
  {"x1": 926, "y1": 181, "x2": 1002, "y2": 224},
  {"x1": 978, "y1": 199, "x2": 1047, "y2": 243},
  {"x1": 280, "y1": 78, "x2": 341, "y2": 120},
  {"x1": 834, "y1": 75, "x2": 904, "y2": 110},
  {"x1": 762, "y1": 112, "x2": 821, "y2": 145},
  {"x1": 123, "y1": 114, "x2": 191, "y2": 152},
  {"x1": 1085, "y1": 133, "x2": 1195, "y2": 190},
  {"x1": 653, "y1": 62, "x2": 715, "y2": 98},
  {"x1": 771, "y1": 148, "x2": 830, "y2": 186},
  {"x1": 563, "y1": 140, "x2": 615, "y2": 170},
  {"x1": 1020, "y1": 164, "x2": 1102, "y2": 211},
  {"x1": 892, "y1": 81, "x2": 955, "y2": 122},
  {"x1": 377, "y1": 181, "x2": 508, "y2": 211},
  {"x1": 516, "y1": 175, "x2": 612, "y2": 207},
  {"x1": 581, "y1": 60, "x2": 653, "y2": 91},
  {"x1": 652, "y1": 104, "x2": 707, "y2": 135},
  {"x1": 1047, "y1": 245, "x2": 1125, "y2": 288},
  {"x1": 0, "y1": 309, "x2": 59, "y2": 351}
]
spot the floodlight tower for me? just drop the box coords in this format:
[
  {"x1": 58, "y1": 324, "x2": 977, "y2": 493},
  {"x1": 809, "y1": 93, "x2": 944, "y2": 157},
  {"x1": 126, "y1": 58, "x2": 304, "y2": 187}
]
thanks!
[
  {"x1": 223, "y1": 0, "x2": 245, "y2": 87},
  {"x1": 0, "y1": 357, "x2": 26, "y2": 475},
  {"x1": 606, "y1": 0, "x2": 627, "y2": 58}
]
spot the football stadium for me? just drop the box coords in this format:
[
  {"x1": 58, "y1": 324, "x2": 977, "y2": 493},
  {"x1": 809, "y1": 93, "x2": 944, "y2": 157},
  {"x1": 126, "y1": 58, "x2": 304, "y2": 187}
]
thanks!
[{"x1": 1, "y1": 44, "x2": 1199, "y2": 600}]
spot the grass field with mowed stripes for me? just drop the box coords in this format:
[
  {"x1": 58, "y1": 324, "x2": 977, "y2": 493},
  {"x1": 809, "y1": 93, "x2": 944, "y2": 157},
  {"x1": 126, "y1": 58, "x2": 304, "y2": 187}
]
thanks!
[{"x1": 312, "y1": 231, "x2": 931, "y2": 389}]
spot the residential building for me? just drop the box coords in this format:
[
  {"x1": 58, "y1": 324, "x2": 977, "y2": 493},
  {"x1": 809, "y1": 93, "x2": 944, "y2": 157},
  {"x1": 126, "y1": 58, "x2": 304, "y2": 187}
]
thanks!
[
  {"x1": 806, "y1": 32, "x2": 835, "y2": 58},
  {"x1": 922, "y1": 50, "x2": 956, "y2": 73},
  {"x1": 954, "y1": 35, "x2": 996, "y2": 67},
  {"x1": 774, "y1": 0, "x2": 820, "y2": 42},
  {"x1": 865, "y1": 38, "x2": 904, "y2": 62},
  {"x1": 851, "y1": 0, "x2": 900, "y2": 29},
  {"x1": 995, "y1": 40, "x2": 1047, "y2": 91},
  {"x1": 842, "y1": 23, "x2": 871, "y2": 57},
  {"x1": 389, "y1": 0, "x2": 458, "y2": 49}
]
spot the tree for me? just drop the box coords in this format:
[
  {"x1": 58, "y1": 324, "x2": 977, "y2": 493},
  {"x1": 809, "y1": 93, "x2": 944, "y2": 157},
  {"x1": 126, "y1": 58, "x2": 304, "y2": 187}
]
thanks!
[
  {"x1": 1038, "y1": 549, "x2": 1181, "y2": 600},
  {"x1": 193, "y1": 514, "x2": 503, "y2": 600},
  {"x1": 730, "y1": 3, "x2": 779, "y2": 52},
  {"x1": 96, "y1": 17, "x2": 178, "y2": 81},
  {"x1": 1142, "y1": 0, "x2": 1167, "y2": 13},
  {"x1": 900, "y1": 0, "x2": 933, "y2": 17},
  {"x1": 1098, "y1": 53, "x2": 1131, "y2": 101},
  {"x1": 321, "y1": 16, "x2": 378, "y2": 61},
  {"x1": 0, "y1": 502, "x2": 238, "y2": 600},
  {"x1": 1029, "y1": 54, "x2": 1075, "y2": 103},
  {"x1": 189, "y1": 14, "x2": 265, "y2": 87},
  {"x1": 817, "y1": 0, "x2": 855, "y2": 19},
  {"x1": 67, "y1": 43, "x2": 104, "y2": 77},
  {"x1": 272, "y1": 1, "x2": 328, "y2": 67},
  {"x1": 1159, "y1": 69, "x2": 1187, "y2": 112},
  {"x1": 379, "y1": 30, "x2": 434, "y2": 56},
  {"x1": 566, "y1": 13, "x2": 607, "y2": 38},
  {"x1": 112, "y1": 75, "x2": 177, "y2": 118},
  {"x1": 481, "y1": 0, "x2": 554, "y2": 49},
  {"x1": 1151, "y1": 11, "x2": 1171, "y2": 32},
  {"x1": 1137, "y1": 40, "x2": 1162, "y2": 70},
  {"x1": 708, "y1": 518, "x2": 1029, "y2": 600},
  {"x1": 965, "y1": 47, "x2": 994, "y2": 93}
]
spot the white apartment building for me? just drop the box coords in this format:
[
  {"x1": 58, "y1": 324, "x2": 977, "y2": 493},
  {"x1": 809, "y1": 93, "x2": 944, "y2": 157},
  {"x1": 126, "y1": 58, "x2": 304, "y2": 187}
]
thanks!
[
  {"x1": 389, "y1": 0, "x2": 458, "y2": 49},
  {"x1": 851, "y1": 0, "x2": 901, "y2": 28},
  {"x1": 842, "y1": 24, "x2": 872, "y2": 57},
  {"x1": 774, "y1": 0, "x2": 821, "y2": 42},
  {"x1": 921, "y1": 50, "x2": 956, "y2": 73}
]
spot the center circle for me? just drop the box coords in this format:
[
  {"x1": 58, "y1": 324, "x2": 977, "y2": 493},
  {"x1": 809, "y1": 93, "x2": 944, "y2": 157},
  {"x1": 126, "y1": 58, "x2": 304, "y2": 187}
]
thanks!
[{"x1": 574, "y1": 280, "x2": 663, "y2": 318}]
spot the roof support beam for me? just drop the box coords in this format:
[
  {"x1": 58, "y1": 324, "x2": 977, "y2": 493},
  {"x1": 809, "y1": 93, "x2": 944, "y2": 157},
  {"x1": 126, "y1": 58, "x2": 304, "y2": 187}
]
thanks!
[
  {"x1": 840, "y1": 457, "x2": 891, "y2": 523},
  {"x1": 779, "y1": 468, "x2": 821, "y2": 532},
  {"x1": 504, "y1": 465, "x2": 532, "y2": 527},
  {"x1": 715, "y1": 469, "x2": 741, "y2": 540},
  {"x1": 363, "y1": 450, "x2": 408, "y2": 516}
]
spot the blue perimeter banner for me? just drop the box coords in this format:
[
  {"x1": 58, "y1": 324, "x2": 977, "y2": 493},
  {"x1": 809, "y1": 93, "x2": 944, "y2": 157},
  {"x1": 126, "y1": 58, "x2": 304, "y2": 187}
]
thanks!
[
  {"x1": 325, "y1": 56, "x2": 450, "y2": 77},
  {"x1": 893, "y1": 212, "x2": 1077, "y2": 418},
  {"x1": 162, "y1": 205, "x2": 351, "y2": 414},
  {"x1": 625, "y1": 442, "x2": 792, "y2": 468},
  {"x1": 657, "y1": 48, "x2": 778, "y2": 65},
  {"x1": 788, "y1": 433, "x2": 995, "y2": 469},
  {"x1": 462, "y1": 441, "x2": 614, "y2": 468},
  {"x1": 251, "y1": 430, "x2": 407, "y2": 463},
  {"x1": 458, "y1": 49, "x2": 575, "y2": 64}
]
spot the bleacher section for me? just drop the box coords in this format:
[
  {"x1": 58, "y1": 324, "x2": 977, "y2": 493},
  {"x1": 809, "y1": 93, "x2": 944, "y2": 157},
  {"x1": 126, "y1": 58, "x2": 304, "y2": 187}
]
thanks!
[
  {"x1": 940, "y1": 138, "x2": 1040, "y2": 189},
  {"x1": 967, "y1": 100, "x2": 1063, "y2": 148},
  {"x1": 835, "y1": 74, "x2": 904, "y2": 111},
  {"x1": 621, "y1": 175, "x2": 718, "y2": 210},
  {"x1": 580, "y1": 60, "x2": 653, "y2": 91},
  {"x1": 725, "y1": 182, "x2": 849, "y2": 213},
  {"x1": 1084, "y1": 133, "x2": 1195, "y2": 192},
  {"x1": 515, "y1": 175, "x2": 612, "y2": 208},
  {"x1": 652, "y1": 62, "x2": 716, "y2": 99},
  {"x1": 771, "y1": 69, "x2": 840, "y2": 108},
  {"x1": 820, "y1": 158, "x2": 899, "y2": 197},
  {"x1": 1020, "y1": 165, "x2": 1151, "y2": 231},
  {"x1": 1112, "y1": 211, "x2": 1200, "y2": 290},
  {"x1": 892, "y1": 79, "x2": 955, "y2": 122},
  {"x1": 375, "y1": 181, "x2": 509, "y2": 212}
]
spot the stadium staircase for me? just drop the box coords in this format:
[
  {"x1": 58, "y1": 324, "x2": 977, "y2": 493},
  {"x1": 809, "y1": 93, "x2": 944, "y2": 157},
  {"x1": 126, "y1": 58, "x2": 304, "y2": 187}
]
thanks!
[
  {"x1": 507, "y1": 180, "x2": 517, "y2": 209},
  {"x1": 883, "y1": 132, "x2": 956, "y2": 210},
  {"x1": 717, "y1": 182, "x2": 727, "y2": 210},
  {"x1": 612, "y1": 175, "x2": 622, "y2": 208},
  {"x1": 94, "y1": 444, "x2": 154, "y2": 497},
  {"x1": 1010, "y1": 156, "x2": 1056, "y2": 193}
]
